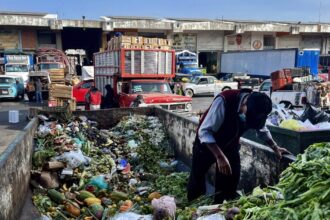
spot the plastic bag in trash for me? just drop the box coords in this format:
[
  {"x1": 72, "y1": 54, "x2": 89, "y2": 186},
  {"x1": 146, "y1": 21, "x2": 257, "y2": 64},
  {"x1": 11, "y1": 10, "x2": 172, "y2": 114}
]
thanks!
[
  {"x1": 127, "y1": 140, "x2": 138, "y2": 148},
  {"x1": 315, "y1": 122, "x2": 330, "y2": 130},
  {"x1": 117, "y1": 159, "x2": 128, "y2": 170},
  {"x1": 56, "y1": 149, "x2": 90, "y2": 168},
  {"x1": 152, "y1": 196, "x2": 176, "y2": 220},
  {"x1": 111, "y1": 212, "x2": 153, "y2": 220},
  {"x1": 279, "y1": 119, "x2": 305, "y2": 131},
  {"x1": 87, "y1": 175, "x2": 108, "y2": 190},
  {"x1": 37, "y1": 124, "x2": 52, "y2": 137},
  {"x1": 197, "y1": 213, "x2": 226, "y2": 220},
  {"x1": 38, "y1": 214, "x2": 51, "y2": 220},
  {"x1": 37, "y1": 115, "x2": 49, "y2": 121},
  {"x1": 72, "y1": 138, "x2": 84, "y2": 148},
  {"x1": 159, "y1": 160, "x2": 178, "y2": 171},
  {"x1": 299, "y1": 104, "x2": 330, "y2": 125},
  {"x1": 128, "y1": 178, "x2": 138, "y2": 186}
]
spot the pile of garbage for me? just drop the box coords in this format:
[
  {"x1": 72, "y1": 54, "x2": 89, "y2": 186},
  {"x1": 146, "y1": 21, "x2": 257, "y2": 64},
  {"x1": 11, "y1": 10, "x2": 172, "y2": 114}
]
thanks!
[
  {"x1": 267, "y1": 104, "x2": 330, "y2": 131},
  {"x1": 31, "y1": 114, "x2": 211, "y2": 220}
]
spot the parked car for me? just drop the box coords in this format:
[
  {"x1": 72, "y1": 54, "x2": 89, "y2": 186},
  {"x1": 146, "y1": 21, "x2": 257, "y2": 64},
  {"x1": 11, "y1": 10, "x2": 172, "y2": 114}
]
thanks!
[
  {"x1": 184, "y1": 75, "x2": 238, "y2": 97},
  {"x1": 73, "y1": 79, "x2": 94, "y2": 104},
  {"x1": 0, "y1": 76, "x2": 24, "y2": 100},
  {"x1": 235, "y1": 78, "x2": 261, "y2": 90}
]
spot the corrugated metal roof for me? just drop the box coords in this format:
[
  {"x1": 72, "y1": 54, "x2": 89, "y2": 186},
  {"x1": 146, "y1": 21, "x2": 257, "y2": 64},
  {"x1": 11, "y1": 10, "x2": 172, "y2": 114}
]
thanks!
[
  {"x1": 165, "y1": 17, "x2": 213, "y2": 22},
  {"x1": 0, "y1": 11, "x2": 48, "y2": 17},
  {"x1": 106, "y1": 16, "x2": 158, "y2": 20},
  {"x1": 217, "y1": 18, "x2": 324, "y2": 25}
]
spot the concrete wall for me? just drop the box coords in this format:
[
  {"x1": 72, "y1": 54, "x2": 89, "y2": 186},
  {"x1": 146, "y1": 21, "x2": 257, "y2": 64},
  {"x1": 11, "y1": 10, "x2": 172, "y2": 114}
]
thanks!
[
  {"x1": 300, "y1": 35, "x2": 322, "y2": 50},
  {"x1": 0, "y1": 118, "x2": 38, "y2": 220},
  {"x1": 197, "y1": 31, "x2": 224, "y2": 51},
  {"x1": 69, "y1": 107, "x2": 294, "y2": 192},
  {"x1": 276, "y1": 35, "x2": 300, "y2": 49}
]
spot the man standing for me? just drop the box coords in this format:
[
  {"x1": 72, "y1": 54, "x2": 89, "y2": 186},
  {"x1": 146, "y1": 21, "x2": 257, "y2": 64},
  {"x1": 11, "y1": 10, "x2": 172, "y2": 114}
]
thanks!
[
  {"x1": 187, "y1": 89, "x2": 290, "y2": 204},
  {"x1": 26, "y1": 79, "x2": 35, "y2": 102},
  {"x1": 35, "y1": 79, "x2": 43, "y2": 103},
  {"x1": 130, "y1": 95, "x2": 147, "y2": 108},
  {"x1": 102, "y1": 84, "x2": 117, "y2": 109},
  {"x1": 85, "y1": 87, "x2": 102, "y2": 110}
]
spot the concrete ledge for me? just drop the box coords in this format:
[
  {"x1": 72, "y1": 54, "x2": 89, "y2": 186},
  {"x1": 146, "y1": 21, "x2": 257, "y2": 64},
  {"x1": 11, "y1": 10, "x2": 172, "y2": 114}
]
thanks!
[{"x1": 0, "y1": 117, "x2": 38, "y2": 220}]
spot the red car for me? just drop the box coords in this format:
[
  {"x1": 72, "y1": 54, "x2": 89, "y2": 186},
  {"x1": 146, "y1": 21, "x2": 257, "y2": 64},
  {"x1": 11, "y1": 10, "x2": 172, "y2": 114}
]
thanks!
[{"x1": 73, "y1": 80, "x2": 94, "y2": 104}]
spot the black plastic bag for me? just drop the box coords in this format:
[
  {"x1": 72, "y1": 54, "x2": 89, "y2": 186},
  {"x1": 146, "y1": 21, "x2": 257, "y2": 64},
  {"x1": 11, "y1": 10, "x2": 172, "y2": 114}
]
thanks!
[{"x1": 299, "y1": 104, "x2": 330, "y2": 124}]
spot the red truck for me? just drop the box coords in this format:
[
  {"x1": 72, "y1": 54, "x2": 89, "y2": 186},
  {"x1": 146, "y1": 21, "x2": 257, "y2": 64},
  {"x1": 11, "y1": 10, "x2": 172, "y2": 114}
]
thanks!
[
  {"x1": 93, "y1": 48, "x2": 192, "y2": 111},
  {"x1": 72, "y1": 79, "x2": 94, "y2": 104}
]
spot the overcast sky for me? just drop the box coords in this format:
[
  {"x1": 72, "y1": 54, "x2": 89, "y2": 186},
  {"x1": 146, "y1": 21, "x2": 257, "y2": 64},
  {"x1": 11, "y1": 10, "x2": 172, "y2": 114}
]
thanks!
[{"x1": 1, "y1": 0, "x2": 329, "y2": 22}]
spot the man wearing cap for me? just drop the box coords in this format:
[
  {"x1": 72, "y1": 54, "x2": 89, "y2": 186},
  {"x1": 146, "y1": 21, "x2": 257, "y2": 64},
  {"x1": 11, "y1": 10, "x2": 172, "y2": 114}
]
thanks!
[{"x1": 187, "y1": 89, "x2": 291, "y2": 204}]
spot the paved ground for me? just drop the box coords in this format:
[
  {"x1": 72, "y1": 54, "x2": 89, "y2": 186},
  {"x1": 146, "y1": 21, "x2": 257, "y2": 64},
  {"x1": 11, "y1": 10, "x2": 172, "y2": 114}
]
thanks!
[
  {"x1": 191, "y1": 95, "x2": 213, "y2": 113},
  {"x1": 0, "y1": 100, "x2": 46, "y2": 154}
]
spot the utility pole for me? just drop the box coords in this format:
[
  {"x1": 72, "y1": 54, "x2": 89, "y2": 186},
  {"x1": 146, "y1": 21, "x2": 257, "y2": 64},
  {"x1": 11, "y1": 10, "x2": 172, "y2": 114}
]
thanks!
[{"x1": 319, "y1": 1, "x2": 321, "y2": 23}]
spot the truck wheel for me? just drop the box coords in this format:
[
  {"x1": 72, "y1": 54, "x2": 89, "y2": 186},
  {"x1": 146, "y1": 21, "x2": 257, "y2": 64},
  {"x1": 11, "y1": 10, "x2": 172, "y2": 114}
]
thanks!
[
  {"x1": 222, "y1": 87, "x2": 231, "y2": 91},
  {"x1": 185, "y1": 89, "x2": 194, "y2": 97}
]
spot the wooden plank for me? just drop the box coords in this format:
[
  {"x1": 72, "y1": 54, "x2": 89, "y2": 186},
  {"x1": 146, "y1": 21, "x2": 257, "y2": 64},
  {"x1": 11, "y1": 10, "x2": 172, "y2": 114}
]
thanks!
[{"x1": 50, "y1": 93, "x2": 72, "y2": 99}]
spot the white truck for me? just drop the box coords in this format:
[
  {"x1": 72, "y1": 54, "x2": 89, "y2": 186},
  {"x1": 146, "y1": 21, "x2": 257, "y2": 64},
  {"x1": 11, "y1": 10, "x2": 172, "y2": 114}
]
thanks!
[
  {"x1": 259, "y1": 79, "x2": 307, "y2": 108},
  {"x1": 4, "y1": 55, "x2": 32, "y2": 86},
  {"x1": 184, "y1": 75, "x2": 238, "y2": 97}
]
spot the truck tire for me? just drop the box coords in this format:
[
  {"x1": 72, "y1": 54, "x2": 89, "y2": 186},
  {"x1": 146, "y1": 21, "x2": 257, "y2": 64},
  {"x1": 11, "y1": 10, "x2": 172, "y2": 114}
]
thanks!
[
  {"x1": 185, "y1": 89, "x2": 194, "y2": 97},
  {"x1": 222, "y1": 87, "x2": 231, "y2": 91}
]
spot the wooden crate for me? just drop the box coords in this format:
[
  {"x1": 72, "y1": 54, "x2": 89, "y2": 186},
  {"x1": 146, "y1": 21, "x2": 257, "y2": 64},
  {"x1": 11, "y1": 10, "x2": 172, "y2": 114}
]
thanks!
[
  {"x1": 49, "y1": 84, "x2": 73, "y2": 99},
  {"x1": 166, "y1": 39, "x2": 173, "y2": 46},
  {"x1": 50, "y1": 84, "x2": 72, "y2": 90},
  {"x1": 130, "y1": 44, "x2": 142, "y2": 49},
  {"x1": 159, "y1": 46, "x2": 171, "y2": 50},
  {"x1": 118, "y1": 36, "x2": 131, "y2": 44},
  {"x1": 152, "y1": 45, "x2": 161, "y2": 49},
  {"x1": 156, "y1": 38, "x2": 166, "y2": 46},
  {"x1": 119, "y1": 43, "x2": 132, "y2": 49},
  {"x1": 49, "y1": 69, "x2": 65, "y2": 74},
  {"x1": 131, "y1": 36, "x2": 143, "y2": 44},
  {"x1": 142, "y1": 45, "x2": 153, "y2": 50},
  {"x1": 143, "y1": 37, "x2": 153, "y2": 45}
]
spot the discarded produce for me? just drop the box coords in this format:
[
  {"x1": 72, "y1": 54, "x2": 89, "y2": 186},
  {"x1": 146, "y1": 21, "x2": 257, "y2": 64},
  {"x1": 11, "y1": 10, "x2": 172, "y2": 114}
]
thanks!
[{"x1": 31, "y1": 114, "x2": 195, "y2": 219}]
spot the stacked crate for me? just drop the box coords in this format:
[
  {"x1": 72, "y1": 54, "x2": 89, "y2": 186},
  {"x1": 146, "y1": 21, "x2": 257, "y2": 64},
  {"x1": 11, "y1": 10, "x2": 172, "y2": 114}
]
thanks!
[
  {"x1": 49, "y1": 69, "x2": 66, "y2": 84},
  {"x1": 48, "y1": 84, "x2": 76, "y2": 111},
  {"x1": 107, "y1": 36, "x2": 173, "y2": 51}
]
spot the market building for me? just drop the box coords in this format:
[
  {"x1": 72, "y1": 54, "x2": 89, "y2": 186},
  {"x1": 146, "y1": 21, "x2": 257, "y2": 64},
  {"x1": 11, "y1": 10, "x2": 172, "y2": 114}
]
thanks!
[{"x1": 2, "y1": 11, "x2": 330, "y2": 73}]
